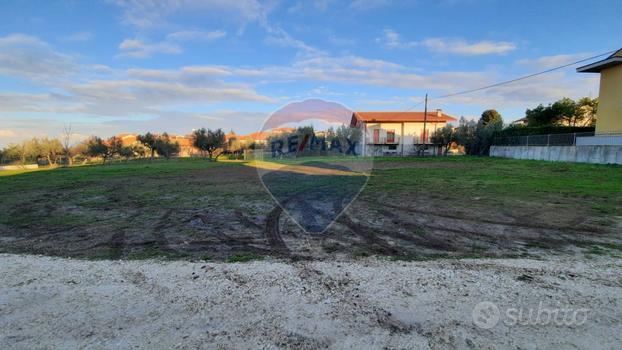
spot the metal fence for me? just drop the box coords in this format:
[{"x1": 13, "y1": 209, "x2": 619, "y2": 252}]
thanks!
[
  {"x1": 493, "y1": 132, "x2": 596, "y2": 146},
  {"x1": 494, "y1": 131, "x2": 622, "y2": 146}
]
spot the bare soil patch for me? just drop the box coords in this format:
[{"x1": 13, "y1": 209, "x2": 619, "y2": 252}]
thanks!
[{"x1": 0, "y1": 159, "x2": 620, "y2": 261}]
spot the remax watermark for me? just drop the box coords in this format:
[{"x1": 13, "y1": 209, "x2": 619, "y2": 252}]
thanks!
[{"x1": 253, "y1": 99, "x2": 372, "y2": 235}]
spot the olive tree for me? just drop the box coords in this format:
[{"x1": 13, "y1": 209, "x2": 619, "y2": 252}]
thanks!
[
  {"x1": 85, "y1": 137, "x2": 110, "y2": 164},
  {"x1": 192, "y1": 128, "x2": 225, "y2": 160},
  {"x1": 137, "y1": 132, "x2": 158, "y2": 160},
  {"x1": 430, "y1": 125, "x2": 455, "y2": 155},
  {"x1": 154, "y1": 133, "x2": 180, "y2": 160}
]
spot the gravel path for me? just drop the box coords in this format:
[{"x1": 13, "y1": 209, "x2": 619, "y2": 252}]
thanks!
[{"x1": 1, "y1": 254, "x2": 621, "y2": 349}]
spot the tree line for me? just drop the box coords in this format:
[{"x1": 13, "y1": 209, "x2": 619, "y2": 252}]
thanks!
[
  {"x1": 0, "y1": 137, "x2": 65, "y2": 165},
  {"x1": 430, "y1": 96, "x2": 598, "y2": 156},
  {"x1": 0, "y1": 96, "x2": 598, "y2": 164},
  {"x1": 431, "y1": 109, "x2": 503, "y2": 156},
  {"x1": 0, "y1": 128, "x2": 231, "y2": 166}
]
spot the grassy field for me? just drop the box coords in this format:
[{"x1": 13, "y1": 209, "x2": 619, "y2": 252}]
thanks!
[{"x1": 0, "y1": 156, "x2": 620, "y2": 261}]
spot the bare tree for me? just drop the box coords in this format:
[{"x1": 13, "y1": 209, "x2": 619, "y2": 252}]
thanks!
[{"x1": 62, "y1": 124, "x2": 73, "y2": 166}]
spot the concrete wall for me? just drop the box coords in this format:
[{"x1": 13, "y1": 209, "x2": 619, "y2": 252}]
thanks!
[{"x1": 490, "y1": 145, "x2": 622, "y2": 164}]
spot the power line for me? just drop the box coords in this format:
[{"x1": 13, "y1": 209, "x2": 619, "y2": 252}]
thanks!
[{"x1": 403, "y1": 49, "x2": 616, "y2": 112}]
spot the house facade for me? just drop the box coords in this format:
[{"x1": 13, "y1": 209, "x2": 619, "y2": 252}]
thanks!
[
  {"x1": 577, "y1": 48, "x2": 622, "y2": 134},
  {"x1": 350, "y1": 111, "x2": 457, "y2": 156}
]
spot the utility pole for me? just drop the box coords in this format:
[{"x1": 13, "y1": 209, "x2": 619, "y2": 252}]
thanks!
[{"x1": 421, "y1": 93, "x2": 428, "y2": 156}]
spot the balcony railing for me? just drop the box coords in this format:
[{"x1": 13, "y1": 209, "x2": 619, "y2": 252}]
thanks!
[{"x1": 367, "y1": 137, "x2": 400, "y2": 145}]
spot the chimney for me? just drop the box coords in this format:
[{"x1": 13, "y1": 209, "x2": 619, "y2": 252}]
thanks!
[{"x1": 436, "y1": 109, "x2": 442, "y2": 117}]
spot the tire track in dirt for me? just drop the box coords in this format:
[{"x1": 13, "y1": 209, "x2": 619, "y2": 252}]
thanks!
[
  {"x1": 152, "y1": 209, "x2": 175, "y2": 253},
  {"x1": 264, "y1": 204, "x2": 290, "y2": 255},
  {"x1": 335, "y1": 214, "x2": 399, "y2": 255},
  {"x1": 193, "y1": 213, "x2": 273, "y2": 256},
  {"x1": 331, "y1": 199, "x2": 401, "y2": 255},
  {"x1": 367, "y1": 199, "x2": 606, "y2": 235},
  {"x1": 368, "y1": 201, "x2": 615, "y2": 252},
  {"x1": 108, "y1": 230, "x2": 126, "y2": 259},
  {"x1": 234, "y1": 209, "x2": 264, "y2": 231},
  {"x1": 105, "y1": 212, "x2": 143, "y2": 259},
  {"x1": 333, "y1": 198, "x2": 462, "y2": 254},
  {"x1": 374, "y1": 207, "x2": 491, "y2": 250}
]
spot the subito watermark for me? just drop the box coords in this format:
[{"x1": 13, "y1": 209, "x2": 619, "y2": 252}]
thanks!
[{"x1": 472, "y1": 301, "x2": 589, "y2": 329}]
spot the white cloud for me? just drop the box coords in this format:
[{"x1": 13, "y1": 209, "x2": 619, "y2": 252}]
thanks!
[
  {"x1": 0, "y1": 33, "x2": 76, "y2": 81},
  {"x1": 168, "y1": 54, "x2": 489, "y2": 91},
  {"x1": 0, "y1": 35, "x2": 273, "y2": 125},
  {"x1": 375, "y1": 30, "x2": 515, "y2": 55},
  {"x1": 264, "y1": 26, "x2": 323, "y2": 55},
  {"x1": 376, "y1": 29, "x2": 416, "y2": 49},
  {"x1": 117, "y1": 30, "x2": 226, "y2": 58},
  {"x1": 355, "y1": 96, "x2": 419, "y2": 107},
  {"x1": 59, "y1": 31, "x2": 94, "y2": 43},
  {"x1": 327, "y1": 34, "x2": 356, "y2": 46},
  {"x1": 0, "y1": 129, "x2": 17, "y2": 137},
  {"x1": 517, "y1": 53, "x2": 592, "y2": 69},
  {"x1": 421, "y1": 38, "x2": 517, "y2": 55},
  {"x1": 110, "y1": 0, "x2": 268, "y2": 29},
  {"x1": 0, "y1": 33, "x2": 44, "y2": 46},
  {"x1": 166, "y1": 30, "x2": 227, "y2": 42},
  {"x1": 0, "y1": 32, "x2": 600, "y2": 144},
  {"x1": 118, "y1": 38, "x2": 182, "y2": 58},
  {"x1": 111, "y1": 0, "x2": 317, "y2": 56},
  {"x1": 437, "y1": 72, "x2": 599, "y2": 108}
]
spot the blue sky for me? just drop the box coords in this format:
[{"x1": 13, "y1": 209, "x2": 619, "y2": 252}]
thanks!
[{"x1": 1, "y1": 0, "x2": 620, "y2": 145}]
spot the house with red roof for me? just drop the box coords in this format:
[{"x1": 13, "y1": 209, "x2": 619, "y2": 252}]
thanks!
[
  {"x1": 350, "y1": 110, "x2": 457, "y2": 156},
  {"x1": 243, "y1": 127, "x2": 296, "y2": 146}
]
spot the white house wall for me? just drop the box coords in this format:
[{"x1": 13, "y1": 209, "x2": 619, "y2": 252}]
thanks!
[{"x1": 360, "y1": 121, "x2": 445, "y2": 156}]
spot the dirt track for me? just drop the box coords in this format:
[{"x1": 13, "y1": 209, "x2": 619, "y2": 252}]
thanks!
[{"x1": 1, "y1": 253, "x2": 621, "y2": 349}]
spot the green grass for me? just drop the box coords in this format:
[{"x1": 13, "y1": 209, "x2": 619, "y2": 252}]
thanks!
[
  {"x1": 525, "y1": 241, "x2": 551, "y2": 249},
  {"x1": 0, "y1": 156, "x2": 620, "y2": 261},
  {"x1": 366, "y1": 156, "x2": 622, "y2": 217},
  {"x1": 226, "y1": 252, "x2": 264, "y2": 263}
]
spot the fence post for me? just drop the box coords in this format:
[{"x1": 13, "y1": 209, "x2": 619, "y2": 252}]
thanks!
[
  {"x1": 526, "y1": 135, "x2": 529, "y2": 147},
  {"x1": 547, "y1": 134, "x2": 550, "y2": 146},
  {"x1": 573, "y1": 133, "x2": 576, "y2": 145}
]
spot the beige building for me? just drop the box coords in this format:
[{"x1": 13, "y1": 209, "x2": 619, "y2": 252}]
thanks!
[
  {"x1": 350, "y1": 111, "x2": 457, "y2": 156},
  {"x1": 577, "y1": 48, "x2": 622, "y2": 134}
]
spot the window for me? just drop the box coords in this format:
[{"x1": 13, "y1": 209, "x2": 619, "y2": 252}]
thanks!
[
  {"x1": 387, "y1": 130, "x2": 395, "y2": 143},
  {"x1": 388, "y1": 145, "x2": 397, "y2": 150}
]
